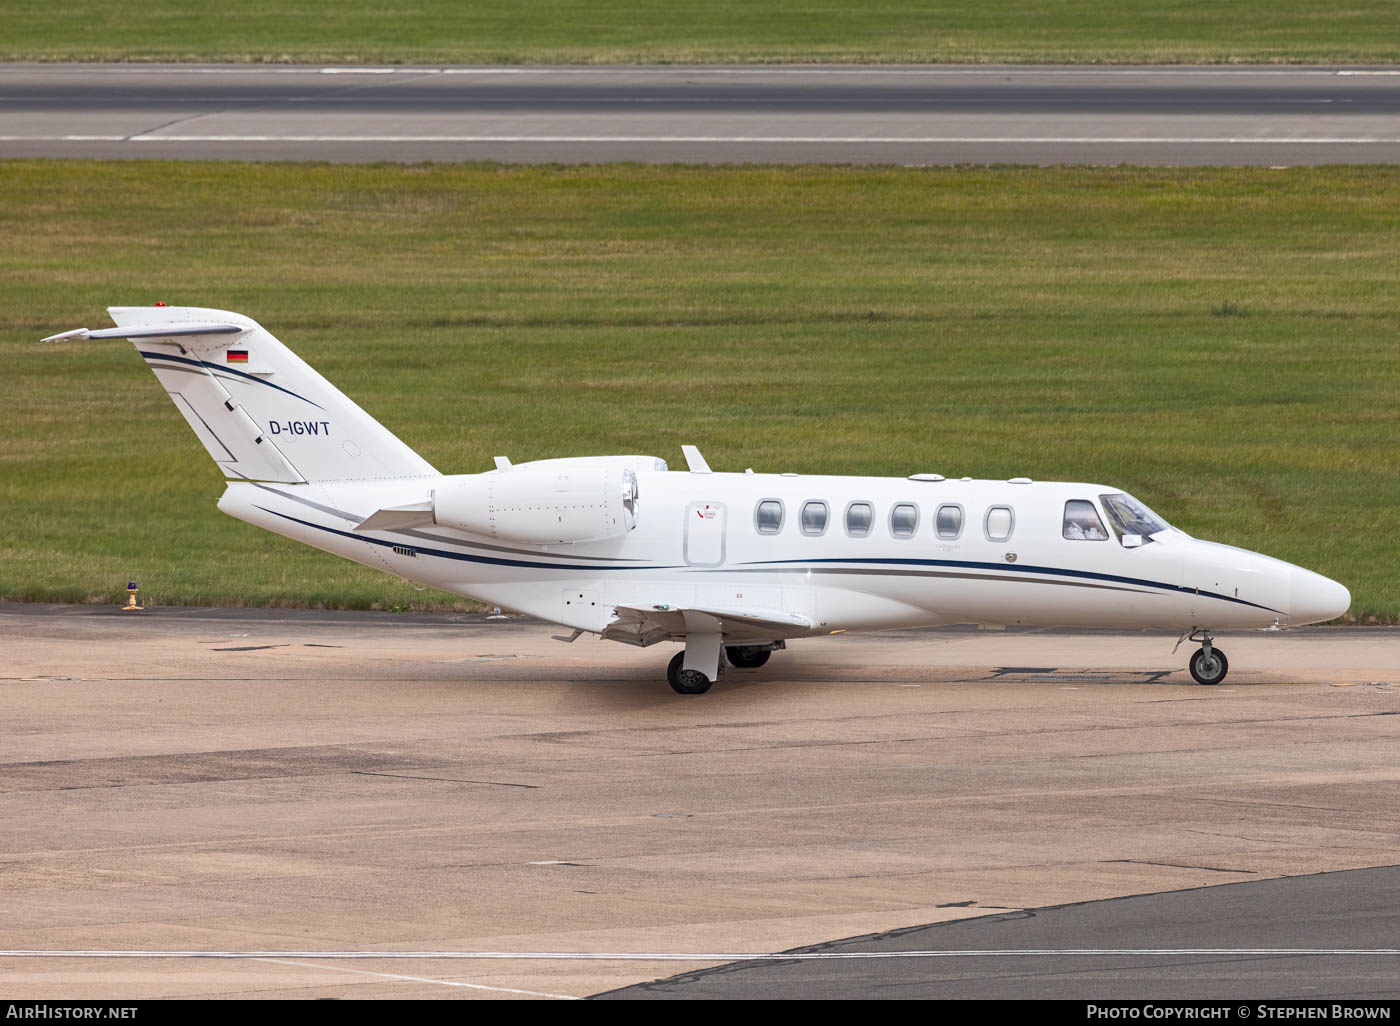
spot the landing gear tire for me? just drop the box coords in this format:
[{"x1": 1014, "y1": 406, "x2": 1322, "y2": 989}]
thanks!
[
  {"x1": 1189, "y1": 646, "x2": 1229, "y2": 685},
  {"x1": 725, "y1": 646, "x2": 771, "y2": 669},
  {"x1": 667, "y1": 651, "x2": 713, "y2": 695}
]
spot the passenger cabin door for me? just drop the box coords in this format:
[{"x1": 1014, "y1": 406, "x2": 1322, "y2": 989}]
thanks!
[{"x1": 685, "y1": 502, "x2": 726, "y2": 566}]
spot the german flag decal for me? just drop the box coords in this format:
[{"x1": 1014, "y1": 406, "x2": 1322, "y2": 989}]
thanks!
[{"x1": 226, "y1": 350, "x2": 249, "y2": 363}]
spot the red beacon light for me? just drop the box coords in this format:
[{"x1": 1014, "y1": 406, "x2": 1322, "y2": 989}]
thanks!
[{"x1": 155, "y1": 301, "x2": 167, "y2": 307}]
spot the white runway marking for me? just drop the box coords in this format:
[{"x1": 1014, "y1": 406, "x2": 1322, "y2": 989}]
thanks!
[
  {"x1": 4, "y1": 949, "x2": 1398, "y2": 960},
  {"x1": 259, "y1": 957, "x2": 579, "y2": 999},
  {"x1": 3, "y1": 136, "x2": 1399, "y2": 145},
  {"x1": 13, "y1": 66, "x2": 1366, "y2": 77}
]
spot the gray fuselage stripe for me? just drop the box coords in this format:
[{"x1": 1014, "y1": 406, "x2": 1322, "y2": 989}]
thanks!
[
  {"x1": 706, "y1": 565, "x2": 1154, "y2": 594},
  {"x1": 247, "y1": 483, "x2": 648, "y2": 563},
  {"x1": 144, "y1": 362, "x2": 207, "y2": 381}
]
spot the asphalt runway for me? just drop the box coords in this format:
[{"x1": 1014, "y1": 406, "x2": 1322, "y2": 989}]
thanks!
[
  {"x1": 2, "y1": 604, "x2": 1397, "y2": 998},
  {"x1": 3, "y1": 64, "x2": 1400, "y2": 164},
  {"x1": 602, "y1": 867, "x2": 1400, "y2": 999}
]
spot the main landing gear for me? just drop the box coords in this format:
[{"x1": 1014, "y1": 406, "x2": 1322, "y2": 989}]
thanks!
[
  {"x1": 1186, "y1": 630, "x2": 1229, "y2": 685},
  {"x1": 725, "y1": 645, "x2": 771, "y2": 669},
  {"x1": 666, "y1": 643, "x2": 782, "y2": 694},
  {"x1": 667, "y1": 651, "x2": 715, "y2": 695}
]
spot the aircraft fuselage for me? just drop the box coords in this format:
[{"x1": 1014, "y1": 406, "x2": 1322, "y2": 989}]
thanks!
[{"x1": 218, "y1": 468, "x2": 1347, "y2": 639}]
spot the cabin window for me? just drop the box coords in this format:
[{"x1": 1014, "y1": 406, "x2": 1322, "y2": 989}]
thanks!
[
  {"x1": 800, "y1": 500, "x2": 829, "y2": 536},
  {"x1": 1063, "y1": 499, "x2": 1109, "y2": 541},
  {"x1": 935, "y1": 504, "x2": 964, "y2": 540},
  {"x1": 845, "y1": 501, "x2": 873, "y2": 537},
  {"x1": 984, "y1": 505, "x2": 1015, "y2": 542},
  {"x1": 755, "y1": 499, "x2": 785, "y2": 535},
  {"x1": 890, "y1": 503, "x2": 919, "y2": 539}
]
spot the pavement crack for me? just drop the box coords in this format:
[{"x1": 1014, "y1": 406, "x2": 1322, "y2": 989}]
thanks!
[
  {"x1": 1105, "y1": 859, "x2": 1257, "y2": 874},
  {"x1": 350, "y1": 771, "x2": 537, "y2": 788},
  {"x1": 1177, "y1": 827, "x2": 1330, "y2": 848},
  {"x1": 1140, "y1": 793, "x2": 1346, "y2": 813}
]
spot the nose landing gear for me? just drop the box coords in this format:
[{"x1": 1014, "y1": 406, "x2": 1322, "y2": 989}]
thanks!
[{"x1": 1186, "y1": 630, "x2": 1229, "y2": 685}]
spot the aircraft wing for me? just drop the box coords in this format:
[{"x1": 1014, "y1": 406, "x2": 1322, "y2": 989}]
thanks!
[
  {"x1": 603, "y1": 604, "x2": 811, "y2": 647},
  {"x1": 354, "y1": 501, "x2": 435, "y2": 531}
]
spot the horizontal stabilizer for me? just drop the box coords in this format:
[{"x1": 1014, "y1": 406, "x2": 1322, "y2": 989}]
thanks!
[
  {"x1": 355, "y1": 501, "x2": 435, "y2": 531},
  {"x1": 42, "y1": 323, "x2": 245, "y2": 342}
]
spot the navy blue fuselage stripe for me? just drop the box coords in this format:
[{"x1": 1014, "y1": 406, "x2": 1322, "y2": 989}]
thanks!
[
  {"x1": 737, "y1": 557, "x2": 1282, "y2": 614},
  {"x1": 256, "y1": 506, "x2": 680, "y2": 572},
  {"x1": 257, "y1": 506, "x2": 1280, "y2": 612},
  {"x1": 139, "y1": 350, "x2": 324, "y2": 410}
]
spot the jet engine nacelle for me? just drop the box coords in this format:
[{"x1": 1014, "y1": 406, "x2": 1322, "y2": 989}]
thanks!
[{"x1": 433, "y1": 463, "x2": 640, "y2": 544}]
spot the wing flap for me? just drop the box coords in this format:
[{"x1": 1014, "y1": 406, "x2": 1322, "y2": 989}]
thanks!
[{"x1": 604, "y1": 603, "x2": 811, "y2": 647}]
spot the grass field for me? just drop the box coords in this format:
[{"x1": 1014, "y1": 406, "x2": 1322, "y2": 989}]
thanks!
[
  {"x1": 1, "y1": 161, "x2": 1396, "y2": 619},
  {"x1": 4, "y1": 1, "x2": 1400, "y2": 65}
]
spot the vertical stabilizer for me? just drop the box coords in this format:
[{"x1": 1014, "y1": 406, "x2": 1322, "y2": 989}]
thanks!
[{"x1": 100, "y1": 306, "x2": 438, "y2": 483}]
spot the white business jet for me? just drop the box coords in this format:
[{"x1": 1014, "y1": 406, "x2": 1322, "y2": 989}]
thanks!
[{"x1": 46, "y1": 307, "x2": 1351, "y2": 693}]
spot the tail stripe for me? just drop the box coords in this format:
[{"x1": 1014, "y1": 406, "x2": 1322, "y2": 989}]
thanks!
[{"x1": 140, "y1": 350, "x2": 324, "y2": 410}]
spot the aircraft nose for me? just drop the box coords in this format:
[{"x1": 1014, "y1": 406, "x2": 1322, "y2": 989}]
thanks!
[{"x1": 1289, "y1": 567, "x2": 1351, "y2": 625}]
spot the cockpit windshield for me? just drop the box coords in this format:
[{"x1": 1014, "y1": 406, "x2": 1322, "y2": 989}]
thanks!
[{"x1": 1098, "y1": 493, "x2": 1171, "y2": 540}]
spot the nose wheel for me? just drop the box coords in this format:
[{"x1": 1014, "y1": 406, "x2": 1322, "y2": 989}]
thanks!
[{"x1": 1187, "y1": 632, "x2": 1229, "y2": 685}]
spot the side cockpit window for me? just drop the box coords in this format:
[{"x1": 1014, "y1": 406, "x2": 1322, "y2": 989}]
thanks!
[
  {"x1": 1063, "y1": 499, "x2": 1109, "y2": 541},
  {"x1": 1099, "y1": 492, "x2": 1171, "y2": 545}
]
